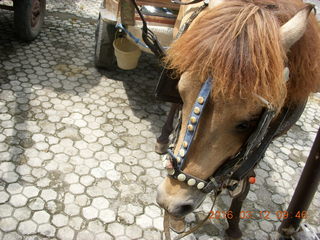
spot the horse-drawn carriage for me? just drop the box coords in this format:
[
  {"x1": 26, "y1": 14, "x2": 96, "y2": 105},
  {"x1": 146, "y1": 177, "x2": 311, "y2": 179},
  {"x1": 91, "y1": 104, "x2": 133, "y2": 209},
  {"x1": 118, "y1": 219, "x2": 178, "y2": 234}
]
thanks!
[{"x1": 0, "y1": 0, "x2": 46, "y2": 41}]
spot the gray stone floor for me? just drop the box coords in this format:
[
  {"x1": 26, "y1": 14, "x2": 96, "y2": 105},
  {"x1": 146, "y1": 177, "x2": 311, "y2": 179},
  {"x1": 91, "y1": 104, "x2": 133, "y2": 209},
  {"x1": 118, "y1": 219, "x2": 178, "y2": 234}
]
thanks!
[{"x1": 0, "y1": 0, "x2": 320, "y2": 240}]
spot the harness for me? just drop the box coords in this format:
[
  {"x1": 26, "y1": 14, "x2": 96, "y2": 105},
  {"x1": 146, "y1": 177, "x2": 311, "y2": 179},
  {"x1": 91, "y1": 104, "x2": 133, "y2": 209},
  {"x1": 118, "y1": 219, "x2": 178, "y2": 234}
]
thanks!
[{"x1": 163, "y1": 77, "x2": 288, "y2": 194}]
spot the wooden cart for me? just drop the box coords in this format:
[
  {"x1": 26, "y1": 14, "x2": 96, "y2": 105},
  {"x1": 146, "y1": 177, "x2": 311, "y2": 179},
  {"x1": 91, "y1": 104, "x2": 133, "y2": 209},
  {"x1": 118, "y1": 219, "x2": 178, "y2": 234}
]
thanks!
[{"x1": 95, "y1": 0, "x2": 179, "y2": 69}]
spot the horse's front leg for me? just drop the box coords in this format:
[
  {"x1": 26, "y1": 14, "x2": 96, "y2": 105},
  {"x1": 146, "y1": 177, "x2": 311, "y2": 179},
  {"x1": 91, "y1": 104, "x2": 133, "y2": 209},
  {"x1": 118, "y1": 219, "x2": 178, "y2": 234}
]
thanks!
[
  {"x1": 155, "y1": 103, "x2": 180, "y2": 154},
  {"x1": 225, "y1": 171, "x2": 255, "y2": 240}
]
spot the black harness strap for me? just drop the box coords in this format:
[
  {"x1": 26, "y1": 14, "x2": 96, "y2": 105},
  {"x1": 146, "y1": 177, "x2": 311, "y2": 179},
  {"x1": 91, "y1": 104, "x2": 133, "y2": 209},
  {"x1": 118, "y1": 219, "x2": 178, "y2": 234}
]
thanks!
[
  {"x1": 175, "y1": 3, "x2": 208, "y2": 39},
  {"x1": 212, "y1": 107, "x2": 275, "y2": 179},
  {"x1": 130, "y1": 0, "x2": 166, "y2": 59},
  {"x1": 230, "y1": 106, "x2": 290, "y2": 181},
  {"x1": 130, "y1": 0, "x2": 207, "y2": 59},
  {"x1": 171, "y1": 0, "x2": 204, "y2": 5}
]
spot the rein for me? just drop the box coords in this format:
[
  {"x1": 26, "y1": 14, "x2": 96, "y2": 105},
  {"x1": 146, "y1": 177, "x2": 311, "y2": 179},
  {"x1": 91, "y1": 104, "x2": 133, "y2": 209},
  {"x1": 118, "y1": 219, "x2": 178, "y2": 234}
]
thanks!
[
  {"x1": 164, "y1": 193, "x2": 218, "y2": 240},
  {"x1": 130, "y1": 0, "x2": 208, "y2": 59}
]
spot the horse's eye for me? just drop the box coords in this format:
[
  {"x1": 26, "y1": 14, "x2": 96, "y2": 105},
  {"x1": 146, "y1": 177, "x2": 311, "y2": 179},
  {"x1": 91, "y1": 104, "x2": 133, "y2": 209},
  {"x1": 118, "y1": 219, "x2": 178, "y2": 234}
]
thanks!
[{"x1": 235, "y1": 121, "x2": 253, "y2": 132}]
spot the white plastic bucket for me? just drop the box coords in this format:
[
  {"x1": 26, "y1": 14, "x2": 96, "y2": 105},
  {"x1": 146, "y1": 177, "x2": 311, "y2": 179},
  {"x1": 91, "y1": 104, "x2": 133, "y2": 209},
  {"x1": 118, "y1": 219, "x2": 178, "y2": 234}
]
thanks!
[{"x1": 113, "y1": 38, "x2": 141, "y2": 70}]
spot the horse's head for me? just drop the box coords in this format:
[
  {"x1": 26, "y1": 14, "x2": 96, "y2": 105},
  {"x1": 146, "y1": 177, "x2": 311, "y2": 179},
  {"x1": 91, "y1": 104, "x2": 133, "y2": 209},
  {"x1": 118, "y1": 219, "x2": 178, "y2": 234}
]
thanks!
[{"x1": 157, "y1": 0, "x2": 315, "y2": 217}]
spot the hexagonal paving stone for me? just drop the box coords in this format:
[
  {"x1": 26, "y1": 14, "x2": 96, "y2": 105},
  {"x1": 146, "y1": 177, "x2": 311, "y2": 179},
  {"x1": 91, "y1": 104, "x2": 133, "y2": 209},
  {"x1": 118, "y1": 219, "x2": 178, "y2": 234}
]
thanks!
[
  {"x1": 0, "y1": 217, "x2": 18, "y2": 232},
  {"x1": 18, "y1": 220, "x2": 37, "y2": 235},
  {"x1": 3, "y1": 231, "x2": 22, "y2": 240},
  {"x1": 13, "y1": 207, "x2": 32, "y2": 221},
  {"x1": 136, "y1": 214, "x2": 153, "y2": 229},
  {"x1": 52, "y1": 214, "x2": 68, "y2": 229},
  {"x1": 69, "y1": 183, "x2": 85, "y2": 194},
  {"x1": 38, "y1": 223, "x2": 56, "y2": 237},
  {"x1": 77, "y1": 230, "x2": 95, "y2": 240},
  {"x1": 64, "y1": 172, "x2": 80, "y2": 184},
  {"x1": 6, "y1": 183, "x2": 23, "y2": 194},
  {"x1": 107, "y1": 222, "x2": 125, "y2": 237},
  {"x1": 2, "y1": 171, "x2": 19, "y2": 183},
  {"x1": 126, "y1": 225, "x2": 143, "y2": 239},
  {"x1": 32, "y1": 210, "x2": 50, "y2": 224},
  {"x1": 145, "y1": 205, "x2": 162, "y2": 218},
  {"x1": 22, "y1": 186, "x2": 40, "y2": 198},
  {"x1": 69, "y1": 216, "x2": 83, "y2": 231},
  {"x1": 82, "y1": 206, "x2": 99, "y2": 220},
  {"x1": 99, "y1": 209, "x2": 116, "y2": 223},
  {"x1": 64, "y1": 203, "x2": 81, "y2": 216},
  {"x1": 0, "y1": 191, "x2": 9, "y2": 203},
  {"x1": 91, "y1": 197, "x2": 109, "y2": 209},
  {"x1": 0, "y1": 204, "x2": 13, "y2": 218},
  {"x1": 57, "y1": 226, "x2": 75, "y2": 240},
  {"x1": 28, "y1": 197, "x2": 45, "y2": 211},
  {"x1": 95, "y1": 232, "x2": 113, "y2": 240},
  {"x1": 87, "y1": 220, "x2": 105, "y2": 233}
]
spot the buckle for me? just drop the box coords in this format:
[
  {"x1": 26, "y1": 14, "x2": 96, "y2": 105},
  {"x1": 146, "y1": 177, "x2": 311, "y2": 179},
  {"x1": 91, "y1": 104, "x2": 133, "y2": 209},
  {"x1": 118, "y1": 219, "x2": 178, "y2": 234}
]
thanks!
[{"x1": 228, "y1": 179, "x2": 246, "y2": 198}]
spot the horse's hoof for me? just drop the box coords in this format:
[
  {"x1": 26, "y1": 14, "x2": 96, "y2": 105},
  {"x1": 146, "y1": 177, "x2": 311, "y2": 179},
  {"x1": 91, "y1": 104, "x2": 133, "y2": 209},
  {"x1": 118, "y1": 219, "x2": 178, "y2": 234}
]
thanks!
[
  {"x1": 225, "y1": 228, "x2": 242, "y2": 240},
  {"x1": 155, "y1": 142, "x2": 168, "y2": 155},
  {"x1": 169, "y1": 216, "x2": 186, "y2": 234}
]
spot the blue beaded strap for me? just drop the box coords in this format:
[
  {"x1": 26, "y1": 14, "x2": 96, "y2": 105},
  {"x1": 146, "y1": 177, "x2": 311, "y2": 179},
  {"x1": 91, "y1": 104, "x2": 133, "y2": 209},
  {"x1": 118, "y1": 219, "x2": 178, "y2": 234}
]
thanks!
[{"x1": 175, "y1": 77, "x2": 212, "y2": 169}]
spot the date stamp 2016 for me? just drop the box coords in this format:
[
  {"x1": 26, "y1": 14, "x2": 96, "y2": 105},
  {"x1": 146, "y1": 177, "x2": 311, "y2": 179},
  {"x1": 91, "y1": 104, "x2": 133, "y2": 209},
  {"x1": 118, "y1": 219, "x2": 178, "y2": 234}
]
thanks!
[{"x1": 209, "y1": 210, "x2": 308, "y2": 220}]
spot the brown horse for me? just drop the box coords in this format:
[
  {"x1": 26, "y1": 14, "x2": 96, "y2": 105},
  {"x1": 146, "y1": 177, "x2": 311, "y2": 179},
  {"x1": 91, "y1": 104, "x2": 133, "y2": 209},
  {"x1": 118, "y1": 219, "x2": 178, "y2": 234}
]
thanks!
[{"x1": 156, "y1": 0, "x2": 320, "y2": 238}]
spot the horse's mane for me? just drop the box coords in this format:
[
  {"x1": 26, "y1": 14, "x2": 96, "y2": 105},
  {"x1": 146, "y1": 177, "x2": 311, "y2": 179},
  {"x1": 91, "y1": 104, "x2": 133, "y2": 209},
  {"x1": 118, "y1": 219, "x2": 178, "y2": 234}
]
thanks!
[{"x1": 165, "y1": 0, "x2": 320, "y2": 109}]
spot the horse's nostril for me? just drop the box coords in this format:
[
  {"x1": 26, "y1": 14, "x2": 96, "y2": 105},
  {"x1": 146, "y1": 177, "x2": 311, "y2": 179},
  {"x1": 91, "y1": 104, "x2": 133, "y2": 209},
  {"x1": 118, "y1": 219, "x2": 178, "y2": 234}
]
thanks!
[{"x1": 177, "y1": 204, "x2": 193, "y2": 216}]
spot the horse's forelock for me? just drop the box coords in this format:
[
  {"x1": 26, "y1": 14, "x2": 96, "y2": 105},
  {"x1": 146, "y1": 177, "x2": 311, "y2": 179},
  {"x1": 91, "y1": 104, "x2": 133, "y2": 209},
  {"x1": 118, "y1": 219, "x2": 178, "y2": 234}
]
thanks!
[{"x1": 165, "y1": 0, "x2": 287, "y2": 109}]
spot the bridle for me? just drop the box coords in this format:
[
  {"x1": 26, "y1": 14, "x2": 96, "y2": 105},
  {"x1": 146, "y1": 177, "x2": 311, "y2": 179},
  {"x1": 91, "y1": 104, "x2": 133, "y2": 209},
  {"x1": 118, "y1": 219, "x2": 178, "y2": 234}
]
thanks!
[
  {"x1": 161, "y1": 75, "x2": 291, "y2": 240},
  {"x1": 162, "y1": 75, "x2": 290, "y2": 196}
]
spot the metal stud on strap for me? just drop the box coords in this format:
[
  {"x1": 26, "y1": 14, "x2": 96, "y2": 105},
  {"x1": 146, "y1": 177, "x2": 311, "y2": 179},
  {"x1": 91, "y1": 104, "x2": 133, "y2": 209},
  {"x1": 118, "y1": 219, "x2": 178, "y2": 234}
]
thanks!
[{"x1": 177, "y1": 78, "x2": 212, "y2": 169}]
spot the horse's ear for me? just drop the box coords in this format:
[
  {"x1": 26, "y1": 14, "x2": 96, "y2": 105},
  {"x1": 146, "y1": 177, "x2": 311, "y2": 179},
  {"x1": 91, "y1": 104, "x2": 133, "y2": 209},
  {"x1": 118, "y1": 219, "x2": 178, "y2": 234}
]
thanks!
[
  {"x1": 208, "y1": 0, "x2": 225, "y2": 9},
  {"x1": 280, "y1": 4, "x2": 315, "y2": 51}
]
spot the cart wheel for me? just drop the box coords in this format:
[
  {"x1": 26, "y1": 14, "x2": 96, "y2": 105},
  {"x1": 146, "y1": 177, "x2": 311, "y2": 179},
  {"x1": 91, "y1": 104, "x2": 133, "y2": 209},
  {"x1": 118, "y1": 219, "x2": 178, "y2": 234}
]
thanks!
[
  {"x1": 14, "y1": 0, "x2": 46, "y2": 41},
  {"x1": 94, "y1": 14, "x2": 117, "y2": 69}
]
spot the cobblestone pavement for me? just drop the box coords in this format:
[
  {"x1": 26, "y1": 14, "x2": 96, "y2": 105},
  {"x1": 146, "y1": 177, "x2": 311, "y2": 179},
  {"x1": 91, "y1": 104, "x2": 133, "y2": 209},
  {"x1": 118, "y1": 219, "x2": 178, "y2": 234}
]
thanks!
[{"x1": 0, "y1": 1, "x2": 320, "y2": 240}]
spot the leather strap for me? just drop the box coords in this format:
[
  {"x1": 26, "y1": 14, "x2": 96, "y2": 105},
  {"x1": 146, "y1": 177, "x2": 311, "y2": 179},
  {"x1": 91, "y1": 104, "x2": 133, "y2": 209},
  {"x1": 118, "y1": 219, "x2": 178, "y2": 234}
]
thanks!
[
  {"x1": 230, "y1": 106, "x2": 290, "y2": 180},
  {"x1": 175, "y1": 2, "x2": 208, "y2": 39},
  {"x1": 171, "y1": 0, "x2": 205, "y2": 5},
  {"x1": 130, "y1": 0, "x2": 166, "y2": 59},
  {"x1": 164, "y1": 193, "x2": 218, "y2": 240},
  {"x1": 213, "y1": 107, "x2": 275, "y2": 179}
]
